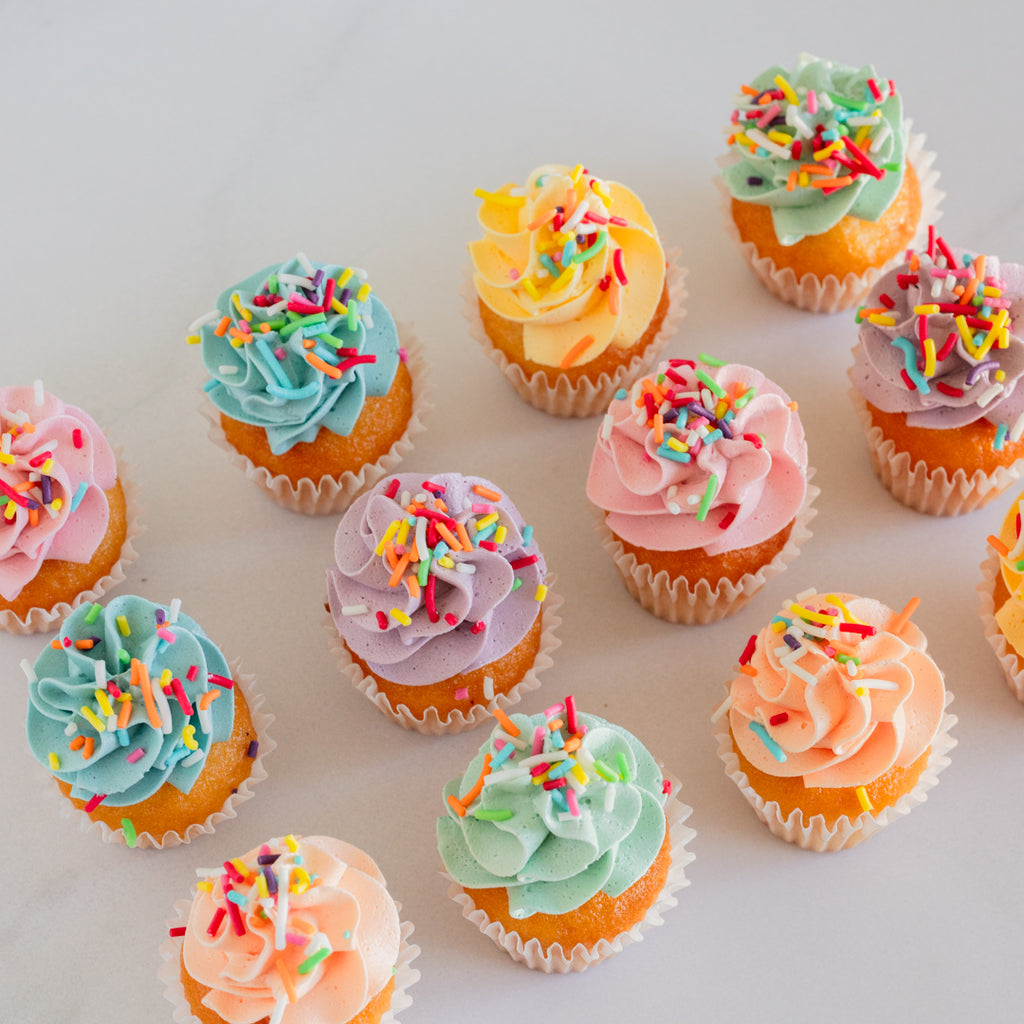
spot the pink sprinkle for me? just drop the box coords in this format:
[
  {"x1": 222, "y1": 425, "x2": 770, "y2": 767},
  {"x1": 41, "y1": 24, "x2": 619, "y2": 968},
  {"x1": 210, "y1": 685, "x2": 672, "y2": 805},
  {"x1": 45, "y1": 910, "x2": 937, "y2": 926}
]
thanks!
[
  {"x1": 274, "y1": 347, "x2": 287, "y2": 362},
  {"x1": 532, "y1": 726, "x2": 546, "y2": 755},
  {"x1": 83, "y1": 793, "x2": 107, "y2": 813},
  {"x1": 509, "y1": 268, "x2": 520, "y2": 281},
  {"x1": 454, "y1": 687, "x2": 469, "y2": 701},
  {"x1": 471, "y1": 503, "x2": 494, "y2": 514},
  {"x1": 126, "y1": 748, "x2": 145, "y2": 764},
  {"x1": 186, "y1": 665, "x2": 198, "y2": 682},
  {"x1": 807, "y1": 89, "x2": 817, "y2": 114},
  {"x1": 566, "y1": 788, "x2": 580, "y2": 817},
  {"x1": 661, "y1": 780, "x2": 672, "y2": 795},
  {"x1": 399, "y1": 347, "x2": 408, "y2": 363},
  {"x1": 544, "y1": 702, "x2": 565, "y2": 718},
  {"x1": 286, "y1": 932, "x2": 309, "y2": 946},
  {"x1": 156, "y1": 627, "x2": 176, "y2": 644}
]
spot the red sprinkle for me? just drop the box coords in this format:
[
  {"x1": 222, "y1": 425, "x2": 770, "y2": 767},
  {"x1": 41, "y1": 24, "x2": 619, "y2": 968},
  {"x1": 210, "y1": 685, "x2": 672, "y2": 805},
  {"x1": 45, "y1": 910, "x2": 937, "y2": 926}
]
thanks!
[
  {"x1": 186, "y1": 665, "x2": 198, "y2": 682},
  {"x1": 936, "y1": 332, "x2": 958, "y2": 361},
  {"x1": 509, "y1": 555, "x2": 539, "y2": 570},
  {"x1": 444, "y1": 613, "x2": 459, "y2": 626},
  {"x1": 738, "y1": 634, "x2": 757, "y2": 665},
  {"x1": 769, "y1": 712, "x2": 789, "y2": 726},
  {"x1": 376, "y1": 611, "x2": 388, "y2": 630},
  {"x1": 208, "y1": 673, "x2": 234, "y2": 689},
  {"x1": 936, "y1": 382, "x2": 963, "y2": 398},
  {"x1": 718, "y1": 509, "x2": 737, "y2": 530},
  {"x1": 425, "y1": 574, "x2": 439, "y2": 623},
  {"x1": 879, "y1": 293, "x2": 895, "y2": 309},
  {"x1": 206, "y1": 907, "x2": 226, "y2": 937},
  {"x1": 470, "y1": 621, "x2": 486, "y2": 635},
  {"x1": 900, "y1": 369, "x2": 917, "y2": 391},
  {"x1": 839, "y1": 623, "x2": 877, "y2": 636},
  {"x1": 612, "y1": 247, "x2": 628, "y2": 285},
  {"x1": 72, "y1": 428, "x2": 83, "y2": 449},
  {"x1": 83, "y1": 793, "x2": 107, "y2": 813},
  {"x1": 384, "y1": 478, "x2": 400, "y2": 500},
  {"x1": 168, "y1": 926, "x2": 187, "y2": 938}
]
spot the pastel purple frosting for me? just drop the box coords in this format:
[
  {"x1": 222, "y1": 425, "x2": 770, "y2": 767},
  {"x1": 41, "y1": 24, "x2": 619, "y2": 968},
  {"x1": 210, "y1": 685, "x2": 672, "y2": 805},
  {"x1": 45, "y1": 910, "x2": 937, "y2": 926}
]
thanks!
[
  {"x1": 851, "y1": 245, "x2": 1024, "y2": 429},
  {"x1": 326, "y1": 473, "x2": 546, "y2": 686}
]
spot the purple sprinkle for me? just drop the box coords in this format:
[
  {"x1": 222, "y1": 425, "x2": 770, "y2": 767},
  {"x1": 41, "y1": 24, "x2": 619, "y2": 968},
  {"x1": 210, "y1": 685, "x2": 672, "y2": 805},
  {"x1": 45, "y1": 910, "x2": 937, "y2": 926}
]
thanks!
[
  {"x1": 155, "y1": 608, "x2": 166, "y2": 625},
  {"x1": 783, "y1": 634, "x2": 802, "y2": 651},
  {"x1": 246, "y1": 740, "x2": 259, "y2": 758},
  {"x1": 718, "y1": 420, "x2": 734, "y2": 440},
  {"x1": 312, "y1": 269, "x2": 325, "y2": 290},
  {"x1": 26, "y1": 499, "x2": 40, "y2": 511},
  {"x1": 339, "y1": 287, "x2": 352, "y2": 306},
  {"x1": 966, "y1": 360, "x2": 999, "y2": 386},
  {"x1": 263, "y1": 866, "x2": 278, "y2": 895},
  {"x1": 747, "y1": 176, "x2": 764, "y2": 186},
  {"x1": 257, "y1": 853, "x2": 280, "y2": 865},
  {"x1": 40, "y1": 476, "x2": 52, "y2": 504},
  {"x1": 687, "y1": 401, "x2": 718, "y2": 421}
]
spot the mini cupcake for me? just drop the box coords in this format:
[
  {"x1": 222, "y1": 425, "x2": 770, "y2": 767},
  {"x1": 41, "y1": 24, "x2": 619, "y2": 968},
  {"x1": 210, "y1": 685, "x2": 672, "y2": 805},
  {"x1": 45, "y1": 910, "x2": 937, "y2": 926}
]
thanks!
[
  {"x1": 0, "y1": 384, "x2": 139, "y2": 633},
  {"x1": 714, "y1": 589, "x2": 956, "y2": 851},
  {"x1": 465, "y1": 162, "x2": 684, "y2": 416},
  {"x1": 190, "y1": 253, "x2": 425, "y2": 514},
  {"x1": 720, "y1": 54, "x2": 941, "y2": 312},
  {"x1": 586, "y1": 356, "x2": 815, "y2": 623},
  {"x1": 25, "y1": 594, "x2": 271, "y2": 848},
  {"x1": 326, "y1": 472, "x2": 559, "y2": 733},
  {"x1": 160, "y1": 834, "x2": 419, "y2": 1024},
  {"x1": 850, "y1": 232, "x2": 1024, "y2": 514},
  {"x1": 438, "y1": 698, "x2": 695, "y2": 972},
  {"x1": 980, "y1": 491, "x2": 1024, "y2": 703}
]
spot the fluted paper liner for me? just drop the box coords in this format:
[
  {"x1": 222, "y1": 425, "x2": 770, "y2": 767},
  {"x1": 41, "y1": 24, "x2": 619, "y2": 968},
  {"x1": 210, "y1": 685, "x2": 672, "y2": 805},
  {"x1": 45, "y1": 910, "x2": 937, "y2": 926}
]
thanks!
[
  {"x1": 718, "y1": 126, "x2": 943, "y2": 313},
  {"x1": 850, "y1": 385, "x2": 1022, "y2": 515},
  {"x1": 0, "y1": 452, "x2": 143, "y2": 634},
  {"x1": 43, "y1": 659, "x2": 273, "y2": 850},
  {"x1": 595, "y1": 472, "x2": 818, "y2": 625},
  {"x1": 160, "y1": 901, "x2": 420, "y2": 1023},
  {"x1": 325, "y1": 586, "x2": 562, "y2": 735},
  {"x1": 444, "y1": 770, "x2": 694, "y2": 973},
  {"x1": 201, "y1": 326, "x2": 429, "y2": 516},
  {"x1": 978, "y1": 547, "x2": 1024, "y2": 704},
  {"x1": 462, "y1": 251, "x2": 687, "y2": 418},
  {"x1": 715, "y1": 692, "x2": 956, "y2": 851}
]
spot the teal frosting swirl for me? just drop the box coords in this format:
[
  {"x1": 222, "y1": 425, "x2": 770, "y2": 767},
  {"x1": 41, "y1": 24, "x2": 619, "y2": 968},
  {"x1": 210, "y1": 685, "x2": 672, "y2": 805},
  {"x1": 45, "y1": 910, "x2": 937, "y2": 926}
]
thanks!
[
  {"x1": 197, "y1": 256, "x2": 401, "y2": 455},
  {"x1": 437, "y1": 709, "x2": 666, "y2": 918},
  {"x1": 25, "y1": 595, "x2": 234, "y2": 806},
  {"x1": 722, "y1": 55, "x2": 907, "y2": 245}
]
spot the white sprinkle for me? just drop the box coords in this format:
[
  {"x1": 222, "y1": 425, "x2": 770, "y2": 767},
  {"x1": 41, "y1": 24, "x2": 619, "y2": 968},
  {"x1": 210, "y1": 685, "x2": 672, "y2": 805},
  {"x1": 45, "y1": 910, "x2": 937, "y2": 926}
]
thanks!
[
  {"x1": 977, "y1": 383, "x2": 1004, "y2": 408},
  {"x1": 519, "y1": 750, "x2": 569, "y2": 769},
  {"x1": 745, "y1": 127, "x2": 792, "y2": 159},
  {"x1": 33, "y1": 380, "x2": 45, "y2": 407},
  {"x1": 483, "y1": 675, "x2": 494, "y2": 700},
  {"x1": 362, "y1": 311, "x2": 374, "y2": 329},
  {"x1": 846, "y1": 661, "x2": 859, "y2": 677},
  {"x1": 181, "y1": 750, "x2": 206, "y2": 768},
  {"x1": 930, "y1": 277, "x2": 943, "y2": 299},
  {"x1": 197, "y1": 705, "x2": 212, "y2": 735},
  {"x1": 787, "y1": 662, "x2": 819, "y2": 685},
  {"x1": 856, "y1": 677, "x2": 899, "y2": 691},
  {"x1": 94, "y1": 661, "x2": 105, "y2": 688},
  {"x1": 601, "y1": 414, "x2": 614, "y2": 441},
  {"x1": 64, "y1": 722, "x2": 78, "y2": 736},
  {"x1": 668, "y1": 502, "x2": 681, "y2": 515},
  {"x1": 604, "y1": 786, "x2": 616, "y2": 813},
  {"x1": 153, "y1": 684, "x2": 174, "y2": 736},
  {"x1": 484, "y1": 767, "x2": 529, "y2": 786},
  {"x1": 414, "y1": 492, "x2": 428, "y2": 504},
  {"x1": 493, "y1": 728, "x2": 529, "y2": 750},
  {"x1": 710, "y1": 694, "x2": 733, "y2": 723},
  {"x1": 795, "y1": 587, "x2": 817, "y2": 601},
  {"x1": 106, "y1": 714, "x2": 118, "y2": 732},
  {"x1": 1009, "y1": 412, "x2": 1024, "y2": 443},
  {"x1": 562, "y1": 199, "x2": 589, "y2": 233},
  {"x1": 667, "y1": 485, "x2": 678, "y2": 498},
  {"x1": 869, "y1": 119, "x2": 890, "y2": 153},
  {"x1": 687, "y1": 494, "x2": 700, "y2": 506},
  {"x1": 277, "y1": 273, "x2": 313, "y2": 288},
  {"x1": 263, "y1": 300, "x2": 288, "y2": 317},
  {"x1": 20, "y1": 659, "x2": 37, "y2": 683},
  {"x1": 456, "y1": 563, "x2": 476, "y2": 574},
  {"x1": 400, "y1": 490, "x2": 411, "y2": 507},
  {"x1": 342, "y1": 604, "x2": 368, "y2": 616},
  {"x1": 169, "y1": 598, "x2": 181, "y2": 624},
  {"x1": 295, "y1": 252, "x2": 316, "y2": 276},
  {"x1": 219, "y1": 365, "x2": 239, "y2": 374},
  {"x1": 187, "y1": 309, "x2": 223, "y2": 333}
]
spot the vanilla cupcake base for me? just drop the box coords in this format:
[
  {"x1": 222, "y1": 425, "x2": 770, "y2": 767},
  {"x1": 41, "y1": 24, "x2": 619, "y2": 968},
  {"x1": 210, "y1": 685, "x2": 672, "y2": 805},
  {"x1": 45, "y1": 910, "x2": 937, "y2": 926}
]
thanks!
[
  {"x1": 445, "y1": 771, "x2": 694, "y2": 972},
  {"x1": 43, "y1": 661, "x2": 273, "y2": 850},
  {"x1": 324, "y1": 587, "x2": 563, "y2": 735},
  {"x1": 596, "y1": 474, "x2": 818, "y2": 624},
  {"x1": 202, "y1": 327, "x2": 429, "y2": 516},
  {"x1": 978, "y1": 548, "x2": 1024, "y2": 704},
  {"x1": 714, "y1": 693, "x2": 957, "y2": 851},
  {"x1": 462, "y1": 252, "x2": 687, "y2": 418},
  {"x1": 159, "y1": 904, "x2": 420, "y2": 1023},
  {"x1": 718, "y1": 127, "x2": 942, "y2": 313}
]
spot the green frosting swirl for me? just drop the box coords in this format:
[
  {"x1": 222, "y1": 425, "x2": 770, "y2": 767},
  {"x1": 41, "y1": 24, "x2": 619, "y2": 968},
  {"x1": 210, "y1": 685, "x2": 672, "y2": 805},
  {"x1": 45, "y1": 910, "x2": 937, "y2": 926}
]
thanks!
[
  {"x1": 437, "y1": 709, "x2": 666, "y2": 918},
  {"x1": 722, "y1": 55, "x2": 906, "y2": 244}
]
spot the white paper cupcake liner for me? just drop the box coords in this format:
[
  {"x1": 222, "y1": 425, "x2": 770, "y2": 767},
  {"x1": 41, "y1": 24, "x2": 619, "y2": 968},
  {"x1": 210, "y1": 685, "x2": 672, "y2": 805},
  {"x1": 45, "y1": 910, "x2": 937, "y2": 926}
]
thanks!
[
  {"x1": 462, "y1": 251, "x2": 687, "y2": 418},
  {"x1": 850, "y1": 386, "x2": 1022, "y2": 515},
  {"x1": 717, "y1": 125, "x2": 943, "y2": 313},
  {"x1": 595, "y1": 472, "x2": 818, "y2": 625},
  {"x1": 43, "y1": 659, "x2": 274, "y2": 850},
  {"x1": 159, "y1": 900, "x2": 419, "y2": 1023},
  {"x1": 324, "y1": 585, "x2": 563, "y2": 735},
  {"x1": 0, "y1": 452, "x2": 143, "y2": 634},
  {"x1": 714, "y1": 693, "x2": 956, "y2": 851},
  {"x1": 444, "y1": 769, "x2": 695, "y2": 973},
  {"x1": 978, "y1": 546, "x2": 1024, "y2": 704},
  {"x1": 201, "y1": 325, "x2": 429, "y2": 516}
]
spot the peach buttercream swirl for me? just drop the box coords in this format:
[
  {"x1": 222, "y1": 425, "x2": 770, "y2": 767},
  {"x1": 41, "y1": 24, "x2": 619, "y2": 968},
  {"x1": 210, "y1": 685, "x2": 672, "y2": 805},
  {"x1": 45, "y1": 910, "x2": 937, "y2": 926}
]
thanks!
[
  {"x1": 993, "y1": 494, "x2": 1024, "y2": 655},
  {"x1": 470, "y1": 163, "x2": 665, "y2": 367},
  {"x1": 182, "y1": 835, "x2": 400, "y2": 1024},
  {"x1": 728, "y1": 592, "x2": 945, "y2": 788}
]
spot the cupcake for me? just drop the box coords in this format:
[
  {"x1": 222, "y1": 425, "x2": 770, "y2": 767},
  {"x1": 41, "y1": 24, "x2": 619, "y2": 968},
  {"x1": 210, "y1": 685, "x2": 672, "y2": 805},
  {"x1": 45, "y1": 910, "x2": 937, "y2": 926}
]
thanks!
[
  {"x1": 466, "y1": 162, "x2": 684, "y2": 416},
  {"x1": 586, "y1": 356, "x2": 815, "y2": 623},
  {"x1": 980, "y1": 491, "x2": 1024, "y2": 703},
  {"x1": 850, "y1": 232, "x2": 1024, "y2": 514},
  {"x1": 438, "y1": 698, "x2": 695, "y2": 972},
  {"x1": 326, "y1": 472, "x2": 559, "y2": 733},
  {"x1": 720, "y1": 54, "x2": 940, "y2": 312},
  {"x1": 190, "y1": 253, "x2": 424, "y2": 514},
  {"x1": 714, "y1": 589, "x2": 956, "y2": 851},
  {"x1": 24, "y1": 594, "x2": 271, "y2": 848},
  {"x1": 161, "y1": 834, "x2": 418, "y2": 1024},
  {"x1": 0, "y1": 384, "x2": 138, "y2": 633}
]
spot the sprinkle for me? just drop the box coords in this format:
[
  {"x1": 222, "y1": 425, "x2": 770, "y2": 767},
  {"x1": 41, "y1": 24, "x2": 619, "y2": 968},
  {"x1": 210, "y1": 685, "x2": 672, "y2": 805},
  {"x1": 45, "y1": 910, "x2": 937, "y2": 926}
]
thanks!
[
  {"x1": 297, "y1": 947, "x2": 332, "y2": 976},
  {"x1": 887, "y1": 597, "x2": 921, "y2": 635},
  {"x1": 122, "y1": 819, "x2": 137, "y2": 847},
  {"x1": 493, "y1": 708, "x2": 520, "y2": 738},
  {"x1": 475, "y1": 808, "x2": 513, "y2": 821},
  {"x1": 749, "y1": 721, "x2": 787, "y2": 762},
  {"x1": 116, "y1": 615, "x2": 131, "y2": 637},
  {"x1": 696, "y1": 475, "x2": 718, "y2": 521},
  {"x1": 856, "y1": 786, "x2": 874, "y2": 813},
  {"x1": 710, "y1": 694, "x2": 733, "y2": 723},
  {"x1": 473, "y1": 484, "x2": 502, "y2": 502}
]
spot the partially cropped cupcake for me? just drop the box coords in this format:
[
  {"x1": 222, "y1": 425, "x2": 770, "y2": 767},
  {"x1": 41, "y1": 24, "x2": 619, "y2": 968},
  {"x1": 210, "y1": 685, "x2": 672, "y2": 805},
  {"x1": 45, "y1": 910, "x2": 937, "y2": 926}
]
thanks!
[
  {"x1": 980, "y1": 490, "x2": 1024, "y2": 703},
  {"x1": 0, "y1": 384, "x2": 138, "y2": 633},
  {"x1": 326, "y1": 472, "x2": 559, "y2": 733},
  {"x1": 161, "y1": 834, "x2": 418, "y2": 1024},
  {"x1": 720, "y1": 54, "x2": 940, "y2": 312},
  {"x1": 851, "y1": 232, "x2": 1024, "y2": 514},
  {"x1": 586, "y1": 356, "x2": 814, "y2": 623},
  {"x1": 714, "y1": 590, "x2": 956, "y2": 851},
  {"x1": 190, "y1": 253, "x2": 424, "y2": 514},
  {"x1": 466, "y1": 163, "x2": 684, "y2": 416},
  {"x1": 25, "y1": 594, "x2": 271, "y2": 848},
  {"x1": 438, "y1": 698, "x2": 695, "y2": 972}
]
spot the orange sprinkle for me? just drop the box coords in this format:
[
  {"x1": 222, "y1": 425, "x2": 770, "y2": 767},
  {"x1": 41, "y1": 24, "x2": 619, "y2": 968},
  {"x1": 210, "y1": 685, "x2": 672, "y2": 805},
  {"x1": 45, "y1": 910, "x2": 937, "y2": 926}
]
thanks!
[
  {"x1": 388, "y1": 550, "x2": 412, "y2": 588},
  {"x1": 69, "y1": 735, "x2": 86, "y2": 751},
  {"x1": 447, "y1": 794, "x2": 467, "y2": 818},
  {"x1": 436, "y1": 523, "x2": 461, "y2": 551},
  {"x1": 493, "y1": 707, "x2": 520, "y2": 737},
  {"x1": 74, "y1": 639, "x2": 94, "y2": 650},
  {"x1": 117, "y1": 698, "x2": 132, "y2": 729},
  {"x1": 787, "y1": 401, "x2": 799, "y2": 411},
  {"x1": 527, "y1": 208, "x2": 557, "y2": 232},
  {"x1": 213, "y1": 316, "x2": 231, "y2": 337},
  {"x1": 858, "y1": 307, "x2": 887, "y2": 318},
  {"x1": 50, "y1": 639, "x2": 62, "y2": 649},
  {"x1": 653, "y1": 414, "x2": 664, "y2": 444},
  {"x1": 306, "y1": 353, "x2": 342, "y2": 379},
  {"x1": 989, "y1": 534, "x2": 1010, "y2": 556},
  {"x1": 739, "y1": 664, "x2": 758, "y2": 677},
  {"x1": 810, "y1": 176, "x2": 853, "y2": 189},
  {"x1": 563, "y1": 185, "x2": 577, "y2": 219},
  {"x1": 302, "y1": 338, "x2": 316, "y2": 350},
  {"x1": 786, "y1": 170, "x2": 798, "y2": 191},
  {"x1": 608, "y1": 275, "x2": 621, "y2": 316},
  {"x1": 563, "y1": 736, "x2": 581, "y2": 753},
  {"x1": 455, "y1": 522, "x2": 473, "y2": 551},
  {"x1": 458, "y1": 753, "x2": 493, "y2": 808},
  {"x1": 433, "y1": 497, "x2": 449, "y2": 513},
  {"x1": 199, "y1": 690, "x2": 221, "y2": 711},
  {"x1": 887, "y1": 597, "x2": 921, "y2": 636},
  {"x1": 14, "y1": 480, "x2": 35, "y2": 492},
  {"x1": 560, "y1": 335, "x2": 595, "y2": 369},
  {"x1": 473, "y1": 484, "x2": 502, "y2": 502},
  {"x1": 82, "y1": 737, "x2": 95, "y2": 760},
  {"x1": 547, "y1": 718, "x2": 565, "y2": 732},
  {"x1": 136, "y1": 660, "x2": 161, "y2": 729},
  {"x1": 275, "y1": 959, "x2": 297, "y2": 1004},
  {"x1": 740, "y1": 83, "x2": 759, "y2": 96},
  {"x1": 909, "y1": 253, "x2": 920, "y2": 272},
  {"x1": 405, "y1": 576, "x2": 420, "y2": 599},
  {"x1": 384, "y1": 542, "x2": 399, "y2": 570},
  {"x1": 129, "y1": 659, "x2": 140, "y2": 687}
]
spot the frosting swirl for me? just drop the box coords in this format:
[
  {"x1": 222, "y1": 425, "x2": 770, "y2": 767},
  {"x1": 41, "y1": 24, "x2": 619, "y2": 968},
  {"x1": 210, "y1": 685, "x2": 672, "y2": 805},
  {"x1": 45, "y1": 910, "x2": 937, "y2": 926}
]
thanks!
[
  {"x1": 722, "y1": 55, "x2": 907, "y2": 244},
  {"x1": 992, "y1": 494, "x2": 1024, "y2": 653},
  {"x1": 852, "y1": 236, "x2": 1024, "y2": 431},
  {"x1": 25, "y1": 595, "x2": 235, "y2": 806},
  {"x1": 182, "y1": 834, "x2": 400, "y2": 1024},
  {"x1": 437, "y1": 703, "x2": 667, "y2": 917},
  {"x1": 586, "y1": 358, "x2": 807, "y2": 553},
  {"x1": 470, "y1": 163, "x2": 665, "y2": 367},
  {"x1": 327, "y1": 473, "x2": 547, "y2": 686},
  {"x1": 192, "y1": 254, "x2": 401, "y2": 455},
  {"x1": 0, "y1": 386, "x2": 117, "y2": 601},
  {"x1": 728, "y1": 592, "x2": 945, "y2": 788}
]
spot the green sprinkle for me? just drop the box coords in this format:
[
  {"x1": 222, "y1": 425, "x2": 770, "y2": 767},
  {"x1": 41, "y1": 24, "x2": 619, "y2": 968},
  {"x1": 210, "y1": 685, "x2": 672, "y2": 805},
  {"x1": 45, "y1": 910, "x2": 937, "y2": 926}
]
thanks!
[
  {"x1": 268, "y1": 274, "x2": 279, "y2": 294},
  {"x1": 265, "y1": 317, "x2": 288, "y2": 331},
  {"x1": 882, "y1": 162, "x2": 901, "y2": 172},
  {"x1": 696, "y1": 474, "x2": 718, "y2": 522},
  {"x1": 698, "y1": 352, "x2": 727, "y2": 367},
  {"x1": 616, "y1": 751, "x2": 631, "y2": 783},
  {"x1": 734, "y1": 386, "x2": 758, "y2": 410},
  {"x1": 280, "y1": 313, "x2": 326, "y2": 338},
  {"x1": 117, "y1": 648, "x2": 131, "y2": 666},
  {"x1": 297, "y1": 947, "x2": 332, "y2": 975},
  {"x1": 592, "y1": 759, "x2": 617, "y2": 782},
  {"x1": 695, "y1": 369, "x2": 726, "y2": 399},
  {"x1": 511, "y1": 578, "x2": 523, "y2": 592},
  {"x1": 826, "y1": 91, "x2": 867, "y2": 111},
  {"x1": 417, "y1": 549, "x2": 432, "y2": 588},
  {"x1": 836, "y1": 654, "x2": 861, "y2": 666},
  {"x1": 347, "y1": 306, "x2": 359, "y2": 332},
  {"x1": 474, "y1": 809, "x2": 513, "y2": 821},
  {"x1": 122, "y1": 818, "x2": 137, "y2": 848},
  {"x1": 84, "y1": 603, "x2": 103, "y2": 625},
  {"x1": 571, "y1": 230, "x2": 608, "y2": 264},
  {"x1": 317, "y1": 333, "x2": 345, "y2": 350}
]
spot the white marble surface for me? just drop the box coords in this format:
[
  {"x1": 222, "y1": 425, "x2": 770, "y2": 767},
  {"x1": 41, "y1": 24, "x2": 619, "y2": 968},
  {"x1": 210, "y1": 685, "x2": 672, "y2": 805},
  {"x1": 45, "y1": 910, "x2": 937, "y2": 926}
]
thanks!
[{"x1": 3, "y1": 3, "x2": 1023, "y2": 1021}]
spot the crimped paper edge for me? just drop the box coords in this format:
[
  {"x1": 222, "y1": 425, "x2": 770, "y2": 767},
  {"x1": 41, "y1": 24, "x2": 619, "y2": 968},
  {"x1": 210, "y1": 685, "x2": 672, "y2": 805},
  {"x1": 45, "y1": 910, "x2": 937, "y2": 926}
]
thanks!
[
  {"x1": 43, "y1": 658, "x2": 274, "y2": 850},
  {"x1": 0, "y1": 450, "x2": 143, "y2": 634},
  {"x1": 443, "y1": 769, "x2": 695, "y2": 973},
  {"x1": 158, "y1": 900, "x2": 420, "y2": 1024},
  {"x1": 461, "y1": 251, "x2": 687, "y2": 418},
  {"x1": 324, "y1": 585, "x2": 563, "y2": 735},
  {"x1": 200, "y1": 325, "x2": 430, "y2": 516},
  {"x1": 714, "y1": 692, "x2": 957, "y2": 851},
  {"x1": 978, "y1": 547, "x2": 1024, "y2": 704},
  {"x1": 717, "y1": 125, "x2": 943, "y2": 313}
]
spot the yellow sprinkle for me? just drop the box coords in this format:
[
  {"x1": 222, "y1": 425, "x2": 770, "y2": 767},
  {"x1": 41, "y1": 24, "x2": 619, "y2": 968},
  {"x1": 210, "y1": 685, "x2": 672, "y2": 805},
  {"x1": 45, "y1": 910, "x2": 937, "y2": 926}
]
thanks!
[
  {"x1": 256, "y1": 873, "x2": 269, "y2": 899},
  {"x1": 521, "y1": 278, "x2": 541, "y2": 301},
  {"x1": 825, "y1": 595, "x2": 862, "y2": 623},
  {"x1": 391, "y1": 608, "x2": 412, "y2": 626},
  {"x1": 436, "y1": 555, "x2": 455, "y2": 569},
  {"x1": 814, "y1": 140, "x2": 844, "y2": 161},
  {"x1": 473, "y1": 187, "x2": 525, "y2": 208},
  {"x1": 855, "y1": 687, "x2": 867, "y2": 697},
  {"x1": 475, "y1": 512, "x2": 499, "y2": 530},
  {"x1": 773, "y1": 73, "x2": 798, "y2": 105},
  {"x1": 867, "y1": 314, "x2": 896, "y2": 326},
  {"x1": 982, "y1": 286, "x2": 1002, "y2": 298},
  {"x1": 734, "y1": 131, "x2": 752, "y2": 147},
  {"x1": 789, "y1": 603, "x2": 836, "y2": 626},
  {"x1": 532, "y1": 769, "x2": 550, "y2": 786},
  {"x1": 182, "y1": 724, "x2": 198, "y2": 751},
  {"x1": 48, "y1": 752, "x2": 60, "y2": 771},
  {"x1": 330, "y1": 298, "x2": 348, "y2": 315},
  {"x1": 856, "y1": 786, "x2": 874, "y2": 812},
  {"x1": 116, "y1": 615, "x2": 131, "y2": 637},
  {"x1": 494, "y1": 525, "x2": 507, "y2": 544},
  {"x1": 186, "y1": 334, "x2": 200, "y2": 345},
  {"x1": 854, "y1": 125, "x2": 871, "y2": 147},
  {"x1": 666, "y1": 436, "x2": 687, "y2": 452},
  {"x1": 569, "y1": 163, "x2": 584, "y2": 182},
  {"x1": 548, "y1": 264, "x2": 576, "y2": 294},
  {"x1": 798, "y1": 171, "x2": 809, "y2": 188},
  {"x1": 231, "y1": 293, "x2": 253, "y2": 322},
  {"x1": 535, "y1": 584, "x2": 548, "y2": 602},
  {"x1": 980, "y1": 308, "x2": 1010, "y2": 356},
  {"x1": 337, "y1": 267, "x2": 354, "y2": 289},
  {"x1": 923, "y1": 337, "x2": 936, "y2": 377},
  {"x1": 374, "y1": 520, "x2": 400, "y2": 556},
  {"x1": 80, "y1": 706, "x2": 106, "y2": 733},
  {"x1": 591, "y1": 178, "x2": 611, "y2": 203},
  {"x1": 94, "y1": 689, "x2": 113, "y2": 718},
  {"x1": 955, "y1": 314, "x2": 977, "y2": 354},
  {"x1": 231, "y1": 857, "x2": 248, "y2": 877},
  {"x1": 913, "y1": 304, "x2": 939, "y2": 315},
  {"x1": 0, "y1": 453, "x2": 14, "y2": 465},
  {"x1": 356, "y1": 283, "x2": 371, "y2": 302},
  {"x1": 160, "y1": 669, "x2": 172, "y2": 686},
  {"x1": 284, "y1": 834, "x2": 299, "y2": 853},
  {"x1": 41, "y1": 459, "x2": 54, "y2": 475},
  {"x1": 570, "y1": 763, "x2": 588, "y2": 784},
  {"x1": 293, "y1": 867, "x2": 311, "y2": 889},
  {"x1": 396, "y1": 519, "x2": 411, "y2": 548},
  {"x1": 996, "y1": 370, "x2": 1006, "y2": 382},
  {"x1": 197, "y1": 880, "x2": 214, "y2": 891},
  {"x1": 771, "y1": 620, "x2": 787, "y2": 633},
  {"x1": 766, "y1": 130, "x2": 792, "y2": 145}
]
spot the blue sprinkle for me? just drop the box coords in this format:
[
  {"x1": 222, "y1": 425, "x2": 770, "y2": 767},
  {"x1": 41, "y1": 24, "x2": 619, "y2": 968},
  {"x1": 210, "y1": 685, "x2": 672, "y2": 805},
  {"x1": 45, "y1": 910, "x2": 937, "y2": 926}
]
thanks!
[
  {"x1": 202, "y1": 379, "x2": 218, "y2": 393},
  {"x1": 749, "y1": 721, "x2": 787, "y2": 763},
  {"x1": 522, "y1": 525, "x2": 534, "y2": 547},
  {"x1": 547, "y1": 759, "x2": 574, "y2": 779},
  {"x1": 995, "y1": 423, "x2": 1009, "y2": 452},
  {"x1": 549, "y1": 788, "x2": 569, "y2": 812},
  {"x1": 614, "y1": 388, "x2": 628, "y2": 400},
  {"x1": 490, "y1": 742, "x2": 516, "y2": 769},
  {"x1": 656, "y1": 445, "x2": 691, "y2": 464},
  {"x1": 266, "y1": 380, "x2": 319, "y2": 401},
  {"x1": 70, "y1": 482, "x2": 90, "y2": 513},
  {"x1": 891, "y1": 336, "x2": 931, "y2": 395},
  {"x1": 226, "y1": 889, "x2": 248, "y2": 906}
]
